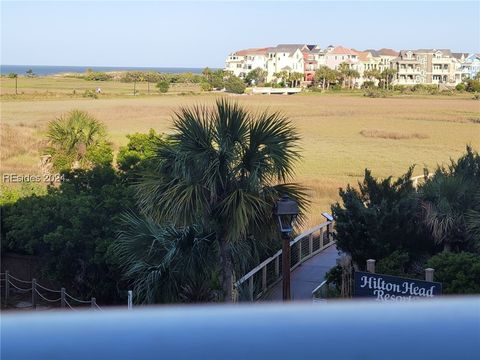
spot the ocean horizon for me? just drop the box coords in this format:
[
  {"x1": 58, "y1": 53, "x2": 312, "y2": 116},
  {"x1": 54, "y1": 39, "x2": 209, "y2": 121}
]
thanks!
[{"x1": 0, "y1": 65, "x2": 215, "y2": 76}]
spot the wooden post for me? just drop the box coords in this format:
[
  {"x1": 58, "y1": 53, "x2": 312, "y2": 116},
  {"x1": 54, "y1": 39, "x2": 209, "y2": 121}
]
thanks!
[
  {"x1": 298, "y1": 239, "x2": 302, "y2": 261},
  {"x1": 91, "y1": 297, "x2": 97, "y2": 310},
  {"x1": 128, "y1": 290, "x2": 133, "y2": 310},
  {"x1": 32, "y1": 278, "x2": 37, "y2": 309},
  {"x1": 425, "y1": 268, "x2": 434, "y2": 282},
  {"x1": 327, "y1": 223, "x2": 333, "y2": 242},
  {"x1": 261, "y1": 266, "x2": 267, "y2": 292},
  {"x1": 248, "y1": 277, "x2": 254, "y2": 301},
  {"x1": 282, "y1": 234, "x2": 291, "y2": 301},
  {"x1": 367, "y1": 259, "x2": 376, "y2": 273},
  {"x1": 61, "y1": 288, "x2": 66, "y2": 308},
  {"x1": 274, "y1": 256, "x2": 280, "y2": 279},
  {"x1": 5, "y1": 271, "x2": 9, "y2": 305}
]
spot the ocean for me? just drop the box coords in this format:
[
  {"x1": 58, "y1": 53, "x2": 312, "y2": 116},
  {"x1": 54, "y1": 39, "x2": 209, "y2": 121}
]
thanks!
[{"x1": 0, "y1": 65, "x2": 210, "y2": 76}]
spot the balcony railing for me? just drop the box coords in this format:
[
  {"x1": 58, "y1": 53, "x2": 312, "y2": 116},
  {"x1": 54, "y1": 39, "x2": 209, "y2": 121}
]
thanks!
[
  {"x1": 2, "y1": 298, "x2": 479, "y2": 360},
  {"x1": 234, "y1": 221, "x2": 334, "y2": 302}
]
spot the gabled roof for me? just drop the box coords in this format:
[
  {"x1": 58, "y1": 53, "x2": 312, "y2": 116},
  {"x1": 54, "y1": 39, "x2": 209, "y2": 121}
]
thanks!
[
  {"x1": 415, "y1": 49, "x2": 453, "y2": 56},
  {"x1": 268, "y1": 44, "x2": 306, "y2": 55},
  {"x1": 452, "y1": 52, "x2": 468, "y2": 60},
  {"x1": 329, "y1": 46, "x2": 358, "y2": 55},
  {"x1": 235, "y1": 48, "x2": 269, "y2": 56},
  {"x1": 364, "y1": 49, "x2": 380, "y2": 57},
  {"x1": 357, "y1": 51, "x2": 372, "y2": 61},
  {"x1": 378, "y1": 48, "x2": 398, "y2": 56}
]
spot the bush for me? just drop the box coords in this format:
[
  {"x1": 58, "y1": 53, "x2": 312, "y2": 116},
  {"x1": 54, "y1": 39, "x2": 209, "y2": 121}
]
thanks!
[
  {"x1": 156, "y1": 81, "x2": 169, "y2": 93},
  {"x1": 473, "y1": 93, "x2": 480, "y2": 100},
  {"x1": 364, "y1": 89, "x2": 388, "y2": 98},
  {"x1": 200, "y1": 82, "x2": 213, "y2": 91},
  {"x1": 83, "y1": 89, "x2": 98, "y2": 99},
  {"x1": 361, "y1": 81, "x2": 376, "y2": 89},
  {"x1": 456, "y1": 83, "x2": 466, "y2": 92},
  {"x1": 2, "y1": 166, "x2": 136, "y2": 303},
  {"x1": 83, "y1": 72, "x2": 112, "y2": 81},
  {"x1": 426, "y1": 252, "x2": 480, "y2": 294},
  {"x1": 330, "y1": 84, "x2": 342, "y2": 91},
  {"x1": 224, "y1": 76, "x2": 246, "y2": 94},
  {"x1": 465, "y1": 79, "x2": 480, "y2": 92}
]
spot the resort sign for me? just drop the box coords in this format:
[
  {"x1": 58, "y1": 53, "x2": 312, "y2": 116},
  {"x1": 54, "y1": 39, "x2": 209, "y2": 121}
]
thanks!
[{"x1": 354, "y1": 271, "x2": 442, "y2": 302}]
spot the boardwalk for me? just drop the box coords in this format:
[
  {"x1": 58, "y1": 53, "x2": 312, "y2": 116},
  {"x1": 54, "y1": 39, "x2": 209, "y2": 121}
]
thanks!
[{"x1": 264, "y1": 244, "x2": 340, "y2": 301}]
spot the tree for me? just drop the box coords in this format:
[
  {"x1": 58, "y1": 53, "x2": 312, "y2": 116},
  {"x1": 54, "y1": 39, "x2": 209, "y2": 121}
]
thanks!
[
  {"x1": 8, "y1": 73, "x2": 18, "y2": 94},
  {"x1": 26, "y1": 68, "x2": 35, "y2": 77},
  {"x1": 224, "y1": 76, "x2": 246, "y2": 94},
  {"x1": 338, "y1": 63, "x2": 351, "y2": 88},
  {"x1": 426, "y1": 252, "x2": 480, "y2": 294},
  {"x1": 44, "y1": 110, "x2": 113, "y2": 171},
  {"x1": 117, "y1": 129, "x2": 166, "y2": 174},
  {"x1": 380, "y1": 68, "x2": 397, "y2": 90},
  {"x1": 245, "y1": 67, "x2": 267, "y2": 86},
  {"x1": 2, "y1": 166, "x2": 136, "y2": 303},
  {"x1": 131, "y1": 99, "x2": 306, "y2": 301},
  {"x1": 315, "y1": 66, "x2": 337, "y2": 90},
  {"x1": 347, "y1": 69, "x2": 360, "y2": 89},
  {"x1": 156, "y1": 81, "x2": 169, "y2": 93},
  {"x1": 363, "y1": 69, "x2": 381, "y2": 84},
  {"x1": 288, "y1": 72, "x2": 304, "y2": 88}
]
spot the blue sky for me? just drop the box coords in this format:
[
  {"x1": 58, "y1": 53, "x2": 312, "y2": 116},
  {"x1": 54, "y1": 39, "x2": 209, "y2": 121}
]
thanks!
[{"x1": 1, "y1": 1, "x2": 479, "y2": 67}]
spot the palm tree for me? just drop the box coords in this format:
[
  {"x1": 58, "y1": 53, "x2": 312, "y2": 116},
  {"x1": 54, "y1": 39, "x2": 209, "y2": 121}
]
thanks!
[
  {"x1": 421, "y1": 173, "x2": 472, "y2": 251},
  {"x1": 45, "y1": 110, "x2": 110, "y2": 171},
  {"x1": 134, "y1": 99, "x2": 307, "y2": 301}
]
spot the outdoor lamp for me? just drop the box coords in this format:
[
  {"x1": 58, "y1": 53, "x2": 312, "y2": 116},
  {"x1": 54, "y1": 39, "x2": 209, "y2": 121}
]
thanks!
[
  {"x1": 275, "y1": 194, "x2": 299, "y2": 301},
  {"x1": 275, "y1": 195, "x2": 299, "y2": 234}
]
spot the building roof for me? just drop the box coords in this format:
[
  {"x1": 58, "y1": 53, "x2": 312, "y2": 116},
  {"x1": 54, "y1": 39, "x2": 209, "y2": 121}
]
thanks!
[
  {"x1": 415, "y1": 49, "x2": 453, "y2": 56},
  {"x1": 357, "y1": 51, "x2": 372, "y2": 61},
  {"x1": 268, "y1": 44, "x2": 307, "y2": 54},
  {"x1": 329, "y1": 46, "x2": 358, "y2": 55},
  {"x1": 364, "y1": 49, "x2": 380, "y2": 57},
  {"x1": 378, "y1": 48, "x2": 398, "y2": 56},
  {"x1": 452, "y1": 52, "x2": 468, "y2": 60},
  {"x1": 235, "y1": 47, "x2": 269, "y2": 56}
]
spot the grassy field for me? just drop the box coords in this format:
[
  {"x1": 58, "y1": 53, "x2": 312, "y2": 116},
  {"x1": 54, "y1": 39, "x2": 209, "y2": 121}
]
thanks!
[{"x1": 1, "y1": 76, "x2": 479, "y2": 226}]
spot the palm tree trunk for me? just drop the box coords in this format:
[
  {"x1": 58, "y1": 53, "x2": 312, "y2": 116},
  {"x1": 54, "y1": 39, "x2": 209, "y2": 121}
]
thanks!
[{"x1": 219, "y1": 237, "x2": 233, "y2": 302}]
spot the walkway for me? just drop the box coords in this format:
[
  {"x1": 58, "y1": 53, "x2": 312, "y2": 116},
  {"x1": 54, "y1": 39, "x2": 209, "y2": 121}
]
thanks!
[{"x1": 264, "y1": 244, "x2": 340, "y2": 301}]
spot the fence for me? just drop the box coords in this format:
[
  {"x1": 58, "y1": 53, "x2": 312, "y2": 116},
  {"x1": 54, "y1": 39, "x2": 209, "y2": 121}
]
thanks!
[
  {"x1": 234, "y1": 220, "x2": 334, "y2": 302},
  {"x1": 0, "y1": 271, "x2": 101, "y2": 311}
]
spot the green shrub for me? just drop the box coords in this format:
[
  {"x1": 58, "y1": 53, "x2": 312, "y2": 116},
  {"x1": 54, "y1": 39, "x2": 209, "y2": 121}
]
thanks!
[
  {"x1": 361, "y1": 81, "x2": 376, "y2": 89},
  {"x1": 330, "y1": 84, "x2": 342, "y2": 91},
  {"x1": 426, "y1": 252, "x2": 480, "y2": 294},
  {"x1": 224, "y1": 76, "x2": 246, "y2": 94},
  {"x1": 83, "y1": 72, "x2": 112, "y2": 81},
  {"x1": 200, "y1": 82, "x2": 213, "y2": 91},
  {"x1": 156, "y1": 81, "x2": 169, "y2": 93},
  {"x1": 83, "y1": 89, "x2": 98, "y2": 99},
  {"x1": 364, "y1": 89, "x2": 388, "y2": 98},
  {"x1": 465, "y1": 79, "x2": 480, "y2": 92},
  {"x1": 456, "y1": 83, "x2": 466, "y2": 92}
]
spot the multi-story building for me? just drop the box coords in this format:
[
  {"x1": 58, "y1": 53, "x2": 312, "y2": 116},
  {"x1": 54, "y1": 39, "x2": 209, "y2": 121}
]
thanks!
[
  {"x1": 392, "y1": 49, "x2": 461, "y2": 86},
  {"x1": 458, "y1": 53, "x2": 480, "y2": 79},
  {"x1": 325, "y1": 46, "x2": 359, "y2": 70},
  {"x1": 225, "y1": 48, "x2": 269, "y2": 78},
  {"x1": 265, "y1": 44, "x2": 306, "y2": 82}
]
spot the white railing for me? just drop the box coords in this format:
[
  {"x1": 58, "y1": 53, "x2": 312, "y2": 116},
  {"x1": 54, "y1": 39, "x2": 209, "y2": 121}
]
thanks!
[
  {"x1": 410, "y1": 173, "x2": 433, "y2": 189},
  {"x1": 233, "y1": 220, "x2": 335, "y2": 302},
  {"x1": 0, "y1": 271, "x2": 101, "y2": 311}
]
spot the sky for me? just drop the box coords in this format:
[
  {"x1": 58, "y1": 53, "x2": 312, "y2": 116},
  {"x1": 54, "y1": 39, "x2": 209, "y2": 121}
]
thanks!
[{"x1": 1, "y1": 1, "x2": 479, "y2": 68}]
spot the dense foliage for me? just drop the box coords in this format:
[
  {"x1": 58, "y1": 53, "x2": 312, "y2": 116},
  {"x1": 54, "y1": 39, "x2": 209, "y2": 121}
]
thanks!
[
  {"x1": 331, "y1": 146, "x2": 480, "y2": 294},
  {"x1": 1, "y1": 167, "x2": 136, "y2": 303},
  {"x1": 115, "y1": 99, "x2": 306, "y2": 302},
  {"x1": 44, "y1": 110, "x2": 113, "y2": 171}
]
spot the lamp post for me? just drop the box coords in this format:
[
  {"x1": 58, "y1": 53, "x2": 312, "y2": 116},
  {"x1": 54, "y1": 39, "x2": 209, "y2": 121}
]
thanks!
[{"x1": 274, "y1": 194, "x2": 299, "y2": 301}]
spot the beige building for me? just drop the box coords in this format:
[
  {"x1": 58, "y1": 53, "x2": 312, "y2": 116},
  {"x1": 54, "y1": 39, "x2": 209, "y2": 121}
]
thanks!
[
  {"x1": 225, "y1": 48, "x2": 269, "y2": 78},
  {"x1": 392, "y1": 49, "x2": 462, "y2": 86}
]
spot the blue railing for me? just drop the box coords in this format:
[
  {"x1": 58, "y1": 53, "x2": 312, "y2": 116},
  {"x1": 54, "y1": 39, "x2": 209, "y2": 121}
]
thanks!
[{"x1": 2, "y1": 297, "x2": 479, "y2": 359}]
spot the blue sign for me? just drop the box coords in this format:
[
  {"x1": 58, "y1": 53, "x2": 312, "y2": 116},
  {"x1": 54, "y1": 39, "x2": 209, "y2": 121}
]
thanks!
[{"x1": 354, "y1": 271, "x2": 442, "y2": 301}]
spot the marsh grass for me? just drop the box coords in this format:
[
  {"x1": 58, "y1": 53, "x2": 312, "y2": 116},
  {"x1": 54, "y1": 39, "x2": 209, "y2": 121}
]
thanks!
[
  {"x1": 359, "y1": 129, "x2": 429, "y2": 140},
  {"x1": 1, "y1": 86, "x2": 479, "y2": 226}
]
